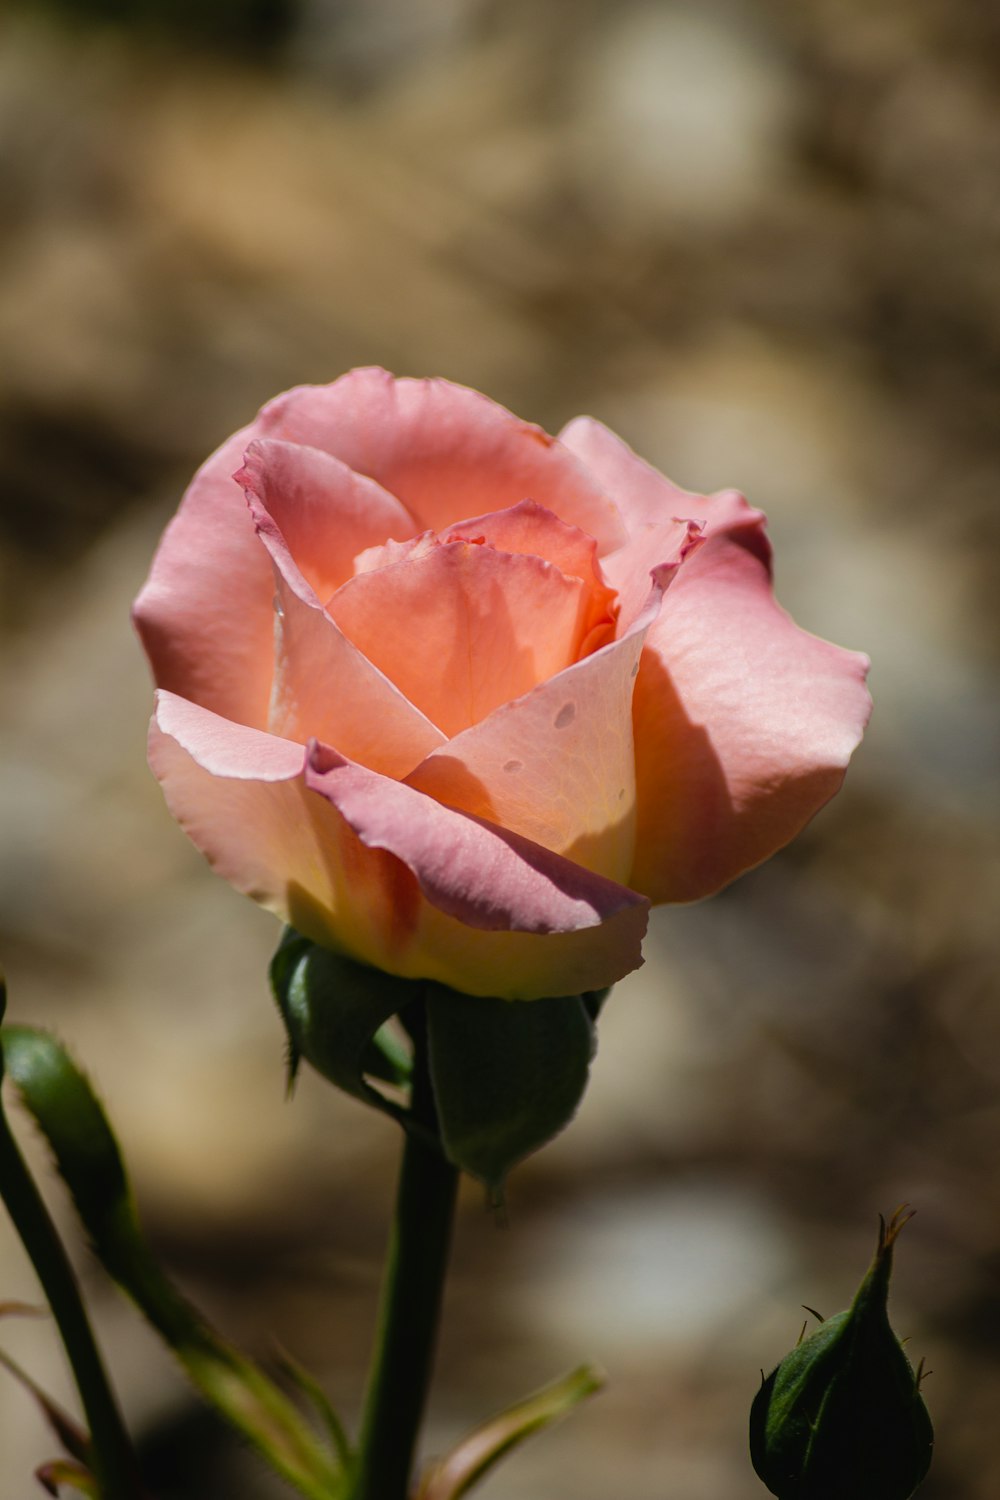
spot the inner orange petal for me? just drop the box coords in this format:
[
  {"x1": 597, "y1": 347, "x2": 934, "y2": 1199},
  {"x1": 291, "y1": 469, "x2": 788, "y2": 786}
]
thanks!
[{"x1": 326, "y1": 539, "x2": 593, "y2": 738}]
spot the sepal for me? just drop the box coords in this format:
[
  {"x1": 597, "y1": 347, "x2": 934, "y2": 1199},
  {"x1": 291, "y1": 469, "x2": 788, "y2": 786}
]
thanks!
[
  {"x1": 270, "y1": 930, "x2": 417, "y2": 1119},
  {"x1": 271, "y1": 929, "x2": 603, "y2": 1192},
  {"x1": 425, "y1": 986, "x2": 596, "y2": 1192}
]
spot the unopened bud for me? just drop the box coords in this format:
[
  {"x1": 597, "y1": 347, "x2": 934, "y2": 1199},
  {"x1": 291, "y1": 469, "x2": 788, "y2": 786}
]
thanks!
[{"x1": 750, "y1": 1208, "x2": 933, "y2": 1500}]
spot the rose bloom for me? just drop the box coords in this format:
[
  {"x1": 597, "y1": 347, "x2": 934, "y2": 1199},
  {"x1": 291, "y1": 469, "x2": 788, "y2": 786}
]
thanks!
[{"x1": 134, "y1": 369, "x2": 870, "y2": 999}]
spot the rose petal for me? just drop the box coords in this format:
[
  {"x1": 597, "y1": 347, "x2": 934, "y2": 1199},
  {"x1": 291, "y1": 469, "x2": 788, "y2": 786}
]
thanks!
[
  {"x1": 559, "y1": 415, "x2": 870, "y2": 898},
  {"x1": 326, "y1": 539, "x2": 594, "y2": 738},
  {"x1": 404, "y1": 544, "x2": 691, "y2": 885},
  {"x1": 240, "y1": 444, "x2": 445, "y2": 776},
  {"x1": 351, "y1": 531, "x2": 438, "y2": 576},
  {"x1": 442, "y1": 497, "x2": 603, "y2": 581},
  {"x1": 238, "y1": 438, "x2": 418, "y2": 602},
  {"x1": 303, "y1": 741, "x2": 644, "y2": 933},
  {"x1": 443, "y1": 499, "x2": 618, "y2": 654},
  {"x1": 602, "y1": 517, "x2": 705, "y2": 636},
  {"x1": 150, "y1": 692, "x2": 648, "y2": 998},
  {"x1": 560, "y1": 412, "x2": 767, "y2": 606},
  {"x1": 304, "y1": 741, "x2": 649, "y2": 997},
  {"x1": 268, "y1": 575, "x2": 446, "y2": 779},
  {"x1": 256, "y1": 368, "x2": 627, "y2": 553},
  {"x1": 132, "y1": 425, "x2": 274, "y2": 727},
  {"x1": 629, "y1": 527, "x2": 872, "y2": 902},
  {"x1": 558, "y1": 414, "x2": 752, "y2": 536}
]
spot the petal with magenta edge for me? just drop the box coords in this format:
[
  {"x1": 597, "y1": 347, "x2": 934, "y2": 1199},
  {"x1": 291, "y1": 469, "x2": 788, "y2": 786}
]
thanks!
[{"x1": 149, "y1": 693, "x2": 648, "y2": 999}]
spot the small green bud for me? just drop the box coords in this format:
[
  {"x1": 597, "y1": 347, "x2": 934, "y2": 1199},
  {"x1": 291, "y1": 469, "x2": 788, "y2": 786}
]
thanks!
[{"x1": 750, "y1": 1208, "x2": 933, "y2": 1500}]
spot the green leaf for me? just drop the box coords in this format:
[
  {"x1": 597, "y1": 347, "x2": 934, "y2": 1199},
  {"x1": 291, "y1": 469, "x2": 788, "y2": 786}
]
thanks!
[
  {"x1": 1, "y1": 1026, "x2": 348, "y2": 1500},
  {"x1": 1, "y1": 1028, "x2": 128, "y2": 1233},
  {"x1": 0, "y1": 1020, "x2": 145, "y2": 1500},
  {"x1": 416, "y1": 1364, "x2": 604, "y2": 1500},
  {"x1": 424, "y1": 987, "x2": 597, "y2": 1191},
  {"x1": 270, "y1": 930, "x2": 418, "y2": 1119}
]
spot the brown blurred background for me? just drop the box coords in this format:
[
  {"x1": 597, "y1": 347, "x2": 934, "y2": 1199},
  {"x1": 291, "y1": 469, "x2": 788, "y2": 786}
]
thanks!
[{"x1": 0, "y1": 0, "x2": 998, "y2": 1495}]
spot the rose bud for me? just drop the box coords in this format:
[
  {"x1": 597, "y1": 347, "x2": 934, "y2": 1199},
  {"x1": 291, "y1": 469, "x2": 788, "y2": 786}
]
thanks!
[{"x1": 750, "y1": 1208, "x2": 933, "y2": 1500}]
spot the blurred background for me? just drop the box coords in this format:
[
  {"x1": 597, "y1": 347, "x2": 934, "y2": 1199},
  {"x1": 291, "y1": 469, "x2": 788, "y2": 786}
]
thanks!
[{"x1": 0, "y1": 0, "x2": 998, "y2": 1494}]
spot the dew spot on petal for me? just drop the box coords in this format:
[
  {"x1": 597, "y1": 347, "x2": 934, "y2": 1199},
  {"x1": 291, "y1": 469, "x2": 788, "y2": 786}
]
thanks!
[
  {"x1": 554, "y1": 702, "x2": 576, "y2": 729},
  {"x1": 503, "y1": 758, "x2": 523, "y2": 773}
]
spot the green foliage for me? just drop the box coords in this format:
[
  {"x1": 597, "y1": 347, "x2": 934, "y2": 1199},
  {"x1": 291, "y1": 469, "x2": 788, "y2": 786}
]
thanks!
[
  {"x1": 750, "y1": 1209, "x2": 933, "y2": 1500},
  {"x1": 416, "y1": 1364, "x2": 604, "y2": 1500},
  {"x1": 1, "y1": 1025, "x2": 348, "y2": 1500},
  {"x1": 2, "y1": 1028, "x2": 128, "y2": 1235},
  {"x1": 270, "y1": 930, "x2": 602, "y2": 1192}
]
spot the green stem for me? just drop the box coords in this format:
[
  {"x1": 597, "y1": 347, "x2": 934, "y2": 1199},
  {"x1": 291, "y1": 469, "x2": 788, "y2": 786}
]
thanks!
[
  {"x1": 350, "y1": 1004, "x2": 459, "y2": 1500},
  {"x1": 0, "y1": 1106, "x2": 144, "y2": 1499}
]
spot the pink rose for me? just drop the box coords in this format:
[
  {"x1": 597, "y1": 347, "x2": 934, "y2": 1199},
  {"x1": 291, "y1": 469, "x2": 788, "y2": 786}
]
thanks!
[{"x1": 134, "y1": 369, "x2": 870, "y2": 999}]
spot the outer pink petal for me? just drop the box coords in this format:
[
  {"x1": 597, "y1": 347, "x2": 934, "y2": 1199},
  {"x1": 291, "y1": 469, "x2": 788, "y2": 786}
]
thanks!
[
  {"x1": 150, "y1": 692, "x2": 647, "y2": 998},
  {"x1": 255, "y1": 368, "x2": 627, "y2": 553},
  {"x1": 326, "y1": 540, "x2": 592, "y2": 738},
  {"x1": 237, "y1": 439, "x2": 417, "y2": 603},
  {"x1": 559, "y1": 414, "x2": 762, "y2": 539},
  {"x1": 560, "y1": 414, "x2": 871, "y2": 900},
  {"x1": 132, "y1": 425, "x2": 274, "y2": 727},
  {"x1": 629, "y1": 529, "x2": 872, "y2": 903},
  {"x1": 404, "y1": 538, "x2": 693, "y2": 886},
  {"x1": 559, "y1": 412, "x2": 768, "y2": 604}
]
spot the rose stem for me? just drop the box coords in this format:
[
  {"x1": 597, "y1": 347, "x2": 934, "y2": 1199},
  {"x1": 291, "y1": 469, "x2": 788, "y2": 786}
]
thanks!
[
  {"x1": 350, "y1": 999, "x2": 459, "y2": 1500},
  {"x1": 0, "y1": 1097, "x2": 144, "y2": 1499}
]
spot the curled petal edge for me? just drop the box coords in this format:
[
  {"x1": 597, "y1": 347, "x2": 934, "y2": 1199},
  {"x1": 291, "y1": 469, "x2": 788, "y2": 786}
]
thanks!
[{"x1": 149, "y1": 693, "x2": 648, "y2": 999}]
